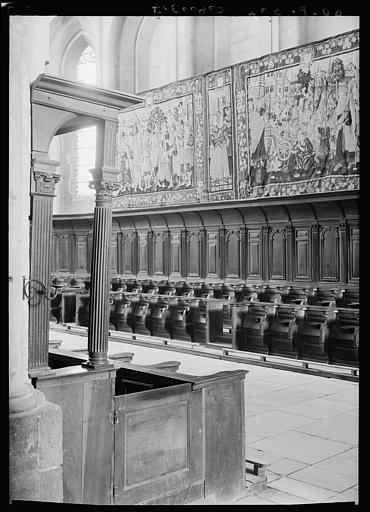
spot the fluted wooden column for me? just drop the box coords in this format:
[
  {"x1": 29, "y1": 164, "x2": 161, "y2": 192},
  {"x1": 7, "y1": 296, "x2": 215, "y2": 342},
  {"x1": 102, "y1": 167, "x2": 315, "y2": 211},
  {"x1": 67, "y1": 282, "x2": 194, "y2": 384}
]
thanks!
[
  {"x1": 83, "y1": 168, "x2": 120, "y2": 369},
  {"x1": 28, "y1": 157, "x2": 60, "y2": 376}
]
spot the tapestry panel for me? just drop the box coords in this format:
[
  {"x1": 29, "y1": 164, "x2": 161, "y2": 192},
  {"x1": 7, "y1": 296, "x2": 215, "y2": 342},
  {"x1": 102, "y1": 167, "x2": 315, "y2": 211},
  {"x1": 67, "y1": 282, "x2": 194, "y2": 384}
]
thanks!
[
  {"x1": 235, "y1": 29, "x2": 359, "y2": 199},
  {"x1": 114, "y1": 77, "x2": 206, "y2": 208},
  {"x1": 206, "y1": 68, "x2": 235, "y2": 201}
]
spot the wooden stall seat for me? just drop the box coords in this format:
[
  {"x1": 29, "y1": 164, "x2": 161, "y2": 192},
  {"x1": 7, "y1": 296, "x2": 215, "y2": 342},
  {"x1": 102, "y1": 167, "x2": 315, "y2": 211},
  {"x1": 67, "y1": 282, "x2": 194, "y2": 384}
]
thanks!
[
  {"x1": 308, "y1": 288, "x2": 344, "y2": 307},
  {"x1": 266, "y1": 304, "x2": 301, "y2": 357},
  {"x1": 109, "y1": 294, "x2": 119, "y2": 330},
  {"x1": 50, "y1": 289, "x2": 62, "y2": 323},
  {"x1": 338, "y1": 288, "x2": 360, "y2": 309},
  {"x1": 241, "y1": 285, "x2": 258, "y2": 302},
  {"x1": 192, "y1": 299, "x2": 208, "y2": 344},
  {"x1": 150, "y1": 297, "x2": 171, "y2": 338},
  {"x1": 189, "y1": 281, "x2": 203, "y2": 297},
  {"x1": 171, "y1": 299, "x2": 192, "y2": 342},
  {"x1": 111, "y1": 277, "x2": 123, "y2": 291},
  {"x1": 293, "y1": 305, "x2": 336, "y2": 363},
  {"x1": 76, "y1": 291, "x2": 90, "y2": 327},
  {"x1": 116, "y1": 294, "x2": 134, "y2": 334},
  {"x1": 131, "y1": 296, "x2": 151, "y2": 336},
  {"x1": 208, "y1": 288, "x2": 236, "y2": 345},
  {"x1": 328, "y1": 308, "x2": 359, "y2": 366},
  {"x1": 236, "y1": 302, "x2": 274, "y2": 354},
  {"x1": 257, "y1": 286, "x2": 282, "y2": 304}
]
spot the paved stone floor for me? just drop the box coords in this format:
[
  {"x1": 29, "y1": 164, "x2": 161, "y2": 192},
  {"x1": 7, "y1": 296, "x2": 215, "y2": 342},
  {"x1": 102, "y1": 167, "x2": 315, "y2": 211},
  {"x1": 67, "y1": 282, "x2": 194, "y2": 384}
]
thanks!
[{"x1": 52, "y1": 330, "x2": 359, "y2": 505}]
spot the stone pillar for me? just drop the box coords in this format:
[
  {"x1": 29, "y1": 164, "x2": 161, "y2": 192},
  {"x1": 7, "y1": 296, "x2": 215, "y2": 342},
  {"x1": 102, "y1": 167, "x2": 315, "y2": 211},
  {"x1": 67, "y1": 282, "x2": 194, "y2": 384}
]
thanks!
[
  {"x1": 83, "y1": 168, "x2": 120, "y2": 369},
  {"x1": 9, "y1": 15, "x2": 63, "y2": 504},
  {"x1": 28, "y1": 156, "x2": 60, "y2": 377}
]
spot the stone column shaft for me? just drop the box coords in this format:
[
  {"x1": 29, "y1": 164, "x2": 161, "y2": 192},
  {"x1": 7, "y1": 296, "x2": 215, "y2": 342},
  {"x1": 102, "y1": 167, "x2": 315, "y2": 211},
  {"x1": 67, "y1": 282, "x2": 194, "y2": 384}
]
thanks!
[
  {"x1": 84, "y1": 172, "x2": 119, "y2": 369},
  {"x1": 28, "y1": 162, "x2": 60, "y2": 376}
]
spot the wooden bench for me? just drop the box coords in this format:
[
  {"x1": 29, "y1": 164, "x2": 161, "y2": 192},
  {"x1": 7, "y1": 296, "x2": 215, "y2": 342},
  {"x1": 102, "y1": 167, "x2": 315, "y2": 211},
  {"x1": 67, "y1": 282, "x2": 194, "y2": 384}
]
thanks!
[{"x1": 328, "y1": 308, "x2": 359, "y2": 366}]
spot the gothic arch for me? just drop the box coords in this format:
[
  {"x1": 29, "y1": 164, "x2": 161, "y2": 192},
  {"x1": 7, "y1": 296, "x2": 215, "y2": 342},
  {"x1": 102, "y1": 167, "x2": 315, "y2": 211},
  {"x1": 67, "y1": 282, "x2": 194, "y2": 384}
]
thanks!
[
  {"x1": 48, "y1": 16, "x2": 96, "y2": 80},
  {"x1": 108, "y1": 16, "x2": 143, "y2": 93}
]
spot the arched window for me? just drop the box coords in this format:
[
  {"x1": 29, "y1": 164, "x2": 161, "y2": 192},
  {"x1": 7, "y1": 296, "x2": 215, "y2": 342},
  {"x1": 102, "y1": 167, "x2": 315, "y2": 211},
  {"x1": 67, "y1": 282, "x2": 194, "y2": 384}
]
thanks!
[{"x1": 75, "y1": 46, "x2": 96, "y2": 196}]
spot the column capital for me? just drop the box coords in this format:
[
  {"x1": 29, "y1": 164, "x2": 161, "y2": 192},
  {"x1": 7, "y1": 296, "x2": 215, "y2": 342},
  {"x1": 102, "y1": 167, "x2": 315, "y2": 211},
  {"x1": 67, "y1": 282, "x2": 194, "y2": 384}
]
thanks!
[
  {"x1": 89, "y1": 166, "x2": 121, "y2": 202},
  {"x1": 31, "y1": 155, "x2": 61, "y2": 196},
  {"x1": 89, "y1": 180, "x2": 121, "y2": 202},
  {"x1": 32, "y1": 170, "x2": 61, "y2": 195}
]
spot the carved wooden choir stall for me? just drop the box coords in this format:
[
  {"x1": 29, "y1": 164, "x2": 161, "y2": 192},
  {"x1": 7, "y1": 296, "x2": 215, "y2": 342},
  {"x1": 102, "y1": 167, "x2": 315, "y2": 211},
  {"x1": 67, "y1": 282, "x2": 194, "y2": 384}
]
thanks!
[
  {"x1": 28, "y1": 29, "x2": 359, "y2": 505},
  {"x1": 28, "y1": 74, "x2": 250, "y2": 505}
]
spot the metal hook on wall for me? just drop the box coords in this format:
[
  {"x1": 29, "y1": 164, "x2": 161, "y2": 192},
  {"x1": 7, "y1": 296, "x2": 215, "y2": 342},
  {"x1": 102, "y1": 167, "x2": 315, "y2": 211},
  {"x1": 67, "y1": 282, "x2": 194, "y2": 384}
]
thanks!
[{"x1": 22, "y1": 276, "x2": 58, "y2": 305}]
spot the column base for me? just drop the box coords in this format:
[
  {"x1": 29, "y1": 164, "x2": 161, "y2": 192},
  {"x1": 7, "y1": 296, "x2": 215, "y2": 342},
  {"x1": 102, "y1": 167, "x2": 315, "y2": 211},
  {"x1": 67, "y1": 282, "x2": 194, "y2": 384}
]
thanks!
[
  {"x1": 9, "y1": 397, "x2": 63, "y2": 503},
  {"x1": 28, "y1": 366, "x2": 53, "y2": 379},
  {"x1": 81, "y1": 360, "x2": 115, "y2": 370}
]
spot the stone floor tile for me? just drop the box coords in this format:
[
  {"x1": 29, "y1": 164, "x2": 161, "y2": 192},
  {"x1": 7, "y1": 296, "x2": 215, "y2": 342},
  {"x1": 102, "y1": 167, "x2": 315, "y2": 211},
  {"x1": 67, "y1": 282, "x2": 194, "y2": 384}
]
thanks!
[
  {"x1": 290, "y1": 379, "x2": 357, "y2": 396},
  {"x1": 265, "y1": 471, "x2": 281, "y2": 484},
  {"x1": 245, "y1": 384, "x2": 276, "y2": 397},
  {"x1": 282, "y1": 397, "x2": 356, "y2": 419},
  {"x1": 249, "y1": 378, "x2": 291, "y2": 391},
  {"x1": 323, "y1": 487, "x2": 358, "y2": 504},
  {"x1": 268, "y1": 477, "x2": 337, "y2": 502},
  {"x1": 231, "y1": 493, "x2": 274, "y2": 505},
  {"x1": 247, "y1": 388, "x2": 329, "y2": 408},
  {"x1": 268, "y1": 458, "x2": 308, "y2": 476},
  {"x1": 259, "y1": 486, "x2": 309, "y2": 504},
  {"x1": 320, "y1": 389, "x2": 359, "y2": 406},
  {"x1": 249, "y1": 431, "x2": 351, "y2": 464},
  {"x1": 260, "y1": 372, "x2": 315, "y2": 386},
  {"x1": 246, "y1": 410, "x2": 315, "y2": 437},
  {"x1": 311, "y1": 450, "x2": 358, "y2": 478},
  {"x1": 245, "y1": 404, "x2": 274, "y2": 417},
  {"x1": 245, "y1": 447, "x2": 283, "y2": 465},
  {"x1": 289, "y1": 465, "x2": 357, "y2": 492},
  {"x1": 295, "y1": 412, "x2": 358, "y2": 445},
  {"x1": 246, "y1": 432, "x2": 268, "y2": 444}
]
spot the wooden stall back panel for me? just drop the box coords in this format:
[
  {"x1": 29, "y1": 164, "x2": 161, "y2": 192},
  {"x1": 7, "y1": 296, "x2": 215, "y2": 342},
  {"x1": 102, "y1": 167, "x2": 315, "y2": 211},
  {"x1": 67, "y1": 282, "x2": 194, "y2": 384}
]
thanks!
[
  {"x1": 51, "y1": 234, "x2": 57, "y2": 273},
  {"x1": 203, "y1": 377, "x2": 245, "y2": 500},
  {"x1": 187, "y1": 232, "x2": 202, "y2": 279},
  {"x1": 170, "y1": 231, "x2": 182, "y2": 279},
  {"x1": 75, "y1": 234, "x2": 88, "y2": 274},
  {"x1": 120, "y1": 232, "x2": 137, "y2": 276},
  {"x1": 294, "y1": 227, "x2": 312, "y2": 281},
  {"x1": 269, "y1": 229, "x2": 286, "y2": 280},
  {"x1": 56, "y1": 234, "x2": 72, "y2": 273},
  {"x1": 225, "y1": 230, "x2": 241, "y2": 280},
  {"x1": 247, "y1": 229, "x2": 262, "y2": 280},
  {"x1": 114, "y1": 384, "x2": 203, "y2": 505},
  {"x1": 35, "y1": 372, "x2": 115, "y2": 505},
  {"x1": 110, "y1": 233, "x2": 119, "y2": 276},
  {"x1": 320, "y1": 225, "x2": 340, "y2": 282},
  {"x1": 206, "y1": 231, "x2": 220, "y2": 279},
  {"x1": 138, "y1": 232, "x2": 149, "y2": 277},
  {"x1": 349, "y1": 225, "x2": 359, "y2": 283},
  {"x1": 153, "y1": 232, "x2": 168, "y2": 278}
]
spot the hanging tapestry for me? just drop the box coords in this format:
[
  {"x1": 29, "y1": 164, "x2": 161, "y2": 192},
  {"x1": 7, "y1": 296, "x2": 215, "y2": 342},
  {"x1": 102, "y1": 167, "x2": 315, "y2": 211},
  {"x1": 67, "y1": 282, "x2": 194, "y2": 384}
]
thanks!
[
  {"x1": 206, "y1": 68, "x2": 235, "y2": 201},
  {"x1": 114, "y1": 77, "x2": 206, "y2": 209},
  {"x1": 235, "y1": 29, "x2": 359, "y2": 199}
]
